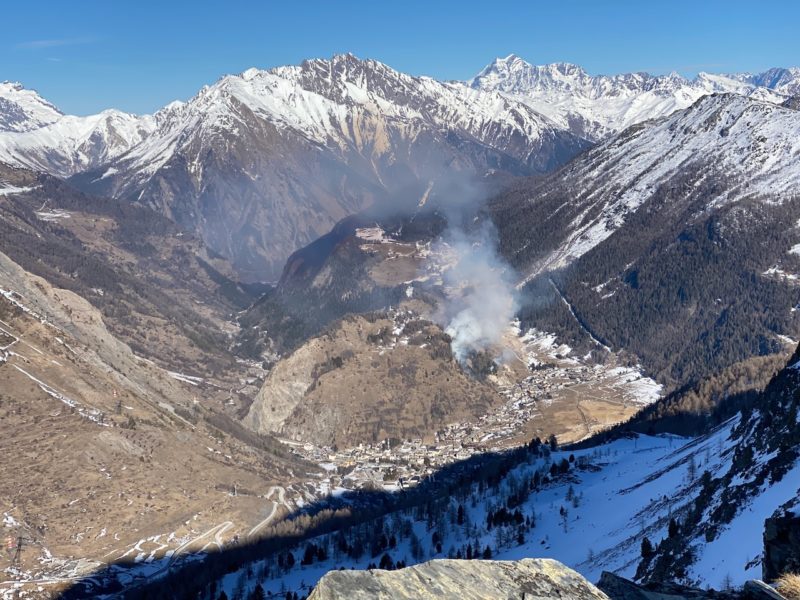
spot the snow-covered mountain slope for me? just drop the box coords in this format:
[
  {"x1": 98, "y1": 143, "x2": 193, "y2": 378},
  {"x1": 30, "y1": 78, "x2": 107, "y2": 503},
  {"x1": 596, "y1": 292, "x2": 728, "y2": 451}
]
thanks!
[
  {"x1": 499, "y1": 93, "x2": 800, "y2": 278},
  {"x1": 72, "y1": 54, "x2": 587, "y2": 279},
  {"x1": 0, "y1": 108, "x2": 156, "y2": 177},
  {"x1": 732, "y1": 66, "x2": 800, "y2": 96},
  {"x1": 0, "y1": 81, "x2": 62, "y2": 132},
  {"x1": 269, "y1": 55, "x2": 582, "y2": 170},
  {"x1": 491, "y1": 93, "x2": 800, "y2": 385},
  {"x1": 4, "y1": 55, "x2": 797, "y2": 280},
  {"x1": 469, "y1": 55, "x2": 791, "y2": 140}
]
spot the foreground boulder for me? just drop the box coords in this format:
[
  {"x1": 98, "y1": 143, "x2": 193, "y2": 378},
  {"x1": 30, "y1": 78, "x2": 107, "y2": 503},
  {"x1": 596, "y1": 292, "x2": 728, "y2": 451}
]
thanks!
[{"x1": 308, "y1": 558, "x2": 610, "y2": 599}]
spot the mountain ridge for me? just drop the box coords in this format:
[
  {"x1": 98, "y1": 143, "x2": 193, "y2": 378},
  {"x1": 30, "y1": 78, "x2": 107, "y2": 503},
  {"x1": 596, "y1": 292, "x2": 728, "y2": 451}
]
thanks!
[
  {"x1": 490, "y1": 91, "x2": 800, "y2": 385},
  {"x1": 469, "y1": 54, "x2": 794, "y2": 139},
  {"x1": 66, "y1": 54, "x2": 587, "y2": 279},
  {"x1": 4, "y1": 54, "x2": 799, "y2": 279}
]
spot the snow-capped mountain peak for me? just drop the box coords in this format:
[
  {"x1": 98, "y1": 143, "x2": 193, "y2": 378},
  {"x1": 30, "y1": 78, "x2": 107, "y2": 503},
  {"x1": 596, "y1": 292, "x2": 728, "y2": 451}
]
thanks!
[
  {"x1": 731, "y1": 66, "x2": 800, "y2": 95},
  {"x1": 469, "y1": 56, "x2": 794, "y2": 140},
  {"x1": 469, "y1": 56, "x2": 593, "y2": 95},
  {"x1": 0, "y1": 106, "x2": 155, "y2": 178},
  {"x1": 0, "y1": 81, "x2": 63, "y2": 132},
  {"x1": 71, "y1": 53, "x2": 588, "y2": 280},
  {"x1": 92, "y1": 52, "x2": 586, "y2": 184}
]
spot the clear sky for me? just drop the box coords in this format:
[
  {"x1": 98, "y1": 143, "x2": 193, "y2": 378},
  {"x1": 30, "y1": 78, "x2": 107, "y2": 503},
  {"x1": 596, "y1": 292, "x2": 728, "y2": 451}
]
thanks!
[{"x1": 3, "y1": 0, "x2": 799, "y2": 115}]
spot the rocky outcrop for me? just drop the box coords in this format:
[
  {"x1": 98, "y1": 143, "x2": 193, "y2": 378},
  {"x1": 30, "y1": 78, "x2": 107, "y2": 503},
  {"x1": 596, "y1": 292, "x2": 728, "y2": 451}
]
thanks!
[
  {"x1": 598, "y1": 572, "x2": 786, "y2": 600},
  {"x1": 764, "y1": 511, "x2": 800, "y2": 582},
  {"x1": 308, "y1": 558, "x2": 610, "y2": 600},
  {"x1": 782, "y1": 96, "x2": 800, "y2": 110},
  {"x1": 743, "y1": 581, "x2": 787, "y2": 600}
]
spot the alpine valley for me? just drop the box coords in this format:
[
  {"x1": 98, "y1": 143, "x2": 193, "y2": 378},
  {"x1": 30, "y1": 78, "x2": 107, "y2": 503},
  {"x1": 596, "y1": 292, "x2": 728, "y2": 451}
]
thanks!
[{"x1": 2, "y1": 51, "x2": 800, "y2": 600}]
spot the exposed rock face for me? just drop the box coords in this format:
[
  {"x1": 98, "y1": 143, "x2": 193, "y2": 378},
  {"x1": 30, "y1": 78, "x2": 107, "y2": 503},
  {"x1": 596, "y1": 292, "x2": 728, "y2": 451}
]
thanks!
[
  {"x1": 598, "y1": 572, "x2": 787, "y2": 600},
  {"x1": 764, "y1": 511, "x2": 800, "y2": 582},
  {"x1": 598, "y1": 572, "x2": 739, "y2": 599},
  {"x1": 308, "y1": 558, "x2": 610, "y2": 600},
  {"x1": 743, "y1": 581, "x2": 788, "y2": 600}
]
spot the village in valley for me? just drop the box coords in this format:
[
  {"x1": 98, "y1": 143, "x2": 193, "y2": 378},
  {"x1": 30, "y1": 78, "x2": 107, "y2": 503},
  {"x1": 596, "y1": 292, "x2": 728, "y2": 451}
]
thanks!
[{"x1": 290, "y1": 326, "x2": 662, "y2": 497}]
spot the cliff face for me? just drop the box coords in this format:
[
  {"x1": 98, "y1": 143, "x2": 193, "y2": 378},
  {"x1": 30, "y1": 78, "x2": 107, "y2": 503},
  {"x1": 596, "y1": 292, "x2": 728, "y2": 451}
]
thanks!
[
  {"x1": 307, "y1": 558, "x2": 611, "y2": 600},
  {"x1": 764, "y1": 512, "x2": 800, "y2": 582}
]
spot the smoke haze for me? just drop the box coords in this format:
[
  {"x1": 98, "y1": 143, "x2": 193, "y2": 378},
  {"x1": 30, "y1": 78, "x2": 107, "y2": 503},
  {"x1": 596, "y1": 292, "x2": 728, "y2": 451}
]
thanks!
[{"x1": 431, "y1": 202, "x2": 519, "y2": 364}]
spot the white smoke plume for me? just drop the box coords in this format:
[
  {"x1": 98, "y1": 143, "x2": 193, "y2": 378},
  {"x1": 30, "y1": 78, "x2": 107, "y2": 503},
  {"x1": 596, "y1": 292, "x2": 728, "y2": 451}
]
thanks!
[{"x1": 437, "y1": 222, "x2": 518, "y2": 364}]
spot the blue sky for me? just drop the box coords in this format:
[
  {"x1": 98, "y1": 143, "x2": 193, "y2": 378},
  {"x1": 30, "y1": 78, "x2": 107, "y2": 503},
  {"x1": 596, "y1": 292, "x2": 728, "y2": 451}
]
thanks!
[{"x1": 3, "y1": 0, "x2": 799, "y2": 115}]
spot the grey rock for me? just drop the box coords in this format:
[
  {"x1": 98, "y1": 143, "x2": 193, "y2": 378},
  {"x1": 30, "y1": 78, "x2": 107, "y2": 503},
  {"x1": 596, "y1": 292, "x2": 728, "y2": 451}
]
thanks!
[
  {"x1": 598, "y1": 572, "x2": 787, "y2": 600},
  {"x1": 598, "y1": 571, "x2": 743, "y2": 599},
  {"x1": 763, "y1": 511, "x2": 800, "y2": 582},
  {"x1": 308, "y1": 558, "x2": 611, "y2": 600},
  {"x1": 743, "y1": 580, "x2": 786, "y2": 600}
]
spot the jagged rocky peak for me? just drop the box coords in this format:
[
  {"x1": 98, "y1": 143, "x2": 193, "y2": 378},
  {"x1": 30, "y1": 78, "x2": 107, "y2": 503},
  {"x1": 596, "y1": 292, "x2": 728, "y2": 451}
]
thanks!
[
  {"x1": 471, "y1": 55, "x2": 800, "y2": 98},
  {"x1": 0, "y1": 80, "x2": 63, "y2": 132},
  {"x1": 469, "y1": 56, "x2": 795, "y2": 140},
  {"x1": 469, "y1": 54, "x2": 594, "y2": 93},
  {"x1": 267, "y1": 53, "x2": 422, "y2": 105},
  {"x1": 742, "y1": 66, "x2": 800, "y2": 96},
  {"x1": 307, "y1": 558, "x2": 611, "y2": 600},
  {"x1": 469, "y1": 54, "x2": 693, "y2": 96}
]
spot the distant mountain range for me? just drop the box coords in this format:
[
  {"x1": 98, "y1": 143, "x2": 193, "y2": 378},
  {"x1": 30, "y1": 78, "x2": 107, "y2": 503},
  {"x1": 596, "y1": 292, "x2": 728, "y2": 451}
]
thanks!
[
  {"x1": 470, "y1": 54, "x2": 797, "y2": 139},
  {"x1": 2, "y1": 55, "x2": 798, "y2": 279}
]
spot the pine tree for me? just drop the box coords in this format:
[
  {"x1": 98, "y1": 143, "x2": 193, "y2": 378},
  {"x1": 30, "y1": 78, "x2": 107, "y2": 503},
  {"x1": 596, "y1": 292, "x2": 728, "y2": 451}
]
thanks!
[
  {"x1": 640, "y1": 536, "x2": 654, "y2": 559},
  {"x1": 249, "y1": 585, "x2": 265, "y2": 600},
  {"x1": 668, "y1": 518, "x2": 680, "y2": 538},
  {"x1": 379, "y1": 553, "x2": 394, "y2": 570}
]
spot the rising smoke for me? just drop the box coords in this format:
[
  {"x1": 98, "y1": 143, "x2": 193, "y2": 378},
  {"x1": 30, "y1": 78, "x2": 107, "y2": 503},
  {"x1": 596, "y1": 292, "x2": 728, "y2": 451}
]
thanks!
[
  {"x1": 410, "y1": 170, "x2": 519, "y2": 365},
  {"x1": 436, "y1": 222, "x2": 519, "y2": 364},
  {"x1": 358, "y1": 159, "x2": 520, "y2": 366}
]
